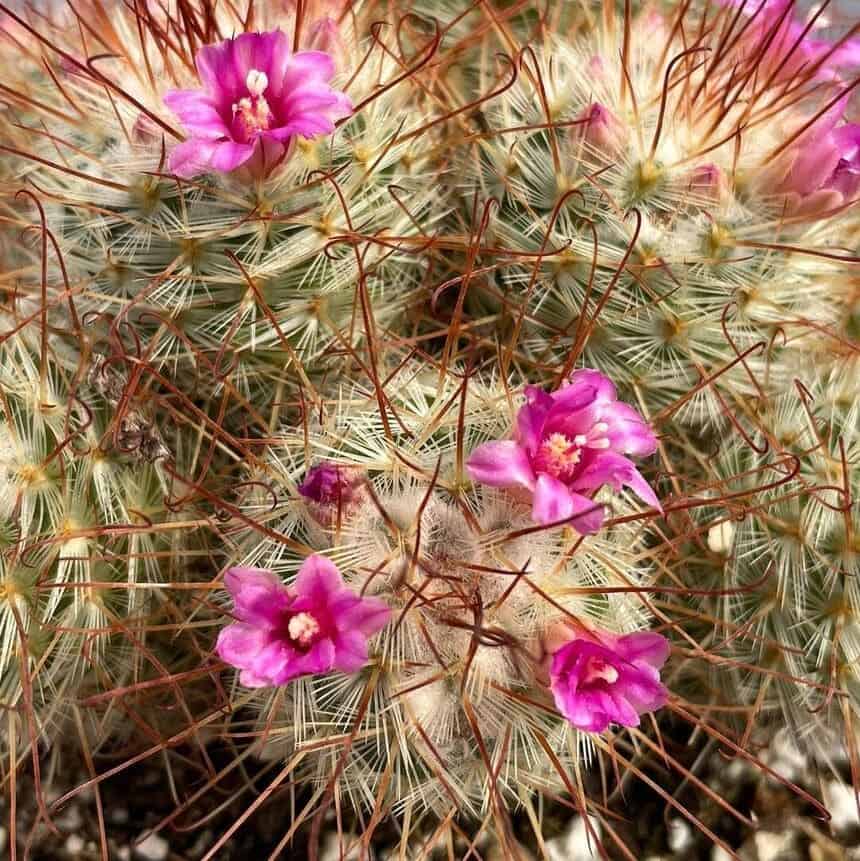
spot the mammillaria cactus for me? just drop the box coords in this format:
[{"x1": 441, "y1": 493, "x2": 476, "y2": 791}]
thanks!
[
  {"x1": 0, "y1": 0, "x2": 858, "y2": 857},
  {"x1": 1, "y1": 0, "x2": 444, "y2": 404},
  {"x1": 436, "y1": 0, "x2": 860, "y2": 755},
  {"x1": 209, "y1": 360, "x2": 686, "y2": 851}
]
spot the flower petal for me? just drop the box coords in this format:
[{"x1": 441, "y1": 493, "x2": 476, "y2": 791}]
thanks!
[
  {"x1": 332, "y1": 630, "x2": 371, "y2": 673},
  {"x1": 517, "y1": 386, "x2": 553, "y2": 455},
  {"x1": 599, "y1": 401, "x2": 658, "y2": 456},
  {"x1": 564, "y1": 369, "x2": 617, "y2": 403},
  {"x1": 223, "y1": 567, "x2": 291, "y2": 627},
  {"x1": 209, "y1": 139, "x2": 256, "y2": 172},
  {"x1": 332, "y1": 593, "x2": 391, "y2": 636},
  {"x1": 163, "y1": 89, "x2": 228, "y2": 139},
  {"x1": 167, "y1": 139, "x2": 218, "y2": 178},
  {"x1": 571, "y1": 451, "x2": 661, "y2": 511},
  {"x1": 294, "y1": 554, "x2": 346, "y2": 604},
  {"x1": 615, "y1": 631, "x2": 670, "y2": 669},
  {"x1": 532, "y1": 474, "x2": 604, "y2": 532},
  {"x1": 216, "y1": 622, "x2": 269, "y2": 669},
  {"x1": 284, "y1": 637, "x2": 337, "y2": 679},
  {"x1": 467, "y1": 440, "x2": 535, "y2": 489}
]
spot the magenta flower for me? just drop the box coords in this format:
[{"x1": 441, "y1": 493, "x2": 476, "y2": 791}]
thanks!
[
  {"x1": 163, "y1": 30, "x2": 352, "y2": 179},
  {"x1": 216, "y1": 556, "x2": 390, "y2": 687},
  {"x1": 466, "y1": 370, "x2": 661, "y2": 534},
  {"x1": 777, "y1": 117, "x2": 860, "y2": 213},
  {"x1": 550, "y1": 629, "x2": 669, "y2": 732},
  {"x1": 723, "y1": 0, "x2": 860, "y2": 82}
]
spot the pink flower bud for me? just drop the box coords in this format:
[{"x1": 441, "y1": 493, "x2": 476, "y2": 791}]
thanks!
[
  {"x1": 688, "y1": 162, "x2": 728, "y2": 199},
  {"x1": 307, "y1": 16, "x2": 344, "y2": 67},
  {"x1": 578, "y1": 102, "x2": 624, "y2": 151},
  {"x1": 299, "y1": 462, "x2": 365, "y2": 526}
]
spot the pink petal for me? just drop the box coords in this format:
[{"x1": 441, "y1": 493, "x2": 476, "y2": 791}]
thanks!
[
  {"x1": 517, "y1": 387, "x2": 552, "y2": 454},
  {"x1": 223, "y1": 567, "x2": 291, "y2": 627},
  {"x1": 571, "y1": 451, "x2": 661, "y2": 512},
  {"x1": 331, "y1": 593, "x2": 391, "y2": 636},
  {"x1": 467, "y1": 440, "x2": 535, "y2": 489},
  {"x1": 167, "y1": 139, "x2": 218, "y2": 178},
  {"x1": 294, "y1": 554, "x2": 346, "y2": 604},
  {"x1": 250, "y1": 638, "x2": 297, "y2": 685},
  {"x1": 600, "y1": 401, "x2": 658, "y2": 456},
  {"x1": 216, "y1": 622, "x2": 269, "y2": 668},
  {"x1": 564, "y1": 369, "x2": 617, "y2": 403},
  {"x1": 786, "y1": 135, "x2": 844, "y2": 196},
  {"x1": 604, "y1": 689, "x2": 643, "y2": 727},
  {"x1": 163, "y1": 89, "x2": 228, "y2": 139},
  {"x1": 616, "y1": 670, "x2": 667, "y2": 714},
  {"x1": 532, "y1": 474, "x2": 604, "y2": 533},
  {"x1": 553, "y1": 688, "x2": 612, "y2": 732},
  {"x1": 615, "y1": 631, "x2": 670, "y2": 669},
  {"x1": 332, "y1": 630, "x2": 370, "y2": 673},
  {"x1": 209, "y1": 139, "x2": 256, "y2": 172},
  {"x1": 284, "y1": 638, "x2": 337, "y2": 679}
]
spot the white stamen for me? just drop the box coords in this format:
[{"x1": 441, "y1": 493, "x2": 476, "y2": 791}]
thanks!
[
  {"x1": 246, "y1": 69, "x2": 269, "y2": 96},
  {"x1": 585, "y1": 659, "x2": 619, "y2": 685},
  {"x1": 288, "y1": 612, "x2": 320, "y2": 646},
  {"x1": 573, "y1": 434, "x2": 587, "y2": 447},
  {"x1": 591, "y1": 438, "x2": 611, "y2": 449},
  {"x1": 592, "y1": 422, "x2": 609, "y2": 434}
]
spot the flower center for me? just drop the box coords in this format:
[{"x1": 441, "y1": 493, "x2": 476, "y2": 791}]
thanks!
[
  {"x1": 535, "y1": 422, "x2": 612, "y2": 481},
  {"x1": 537, "y1": 433, "x2": 582, "y2": 479},
  {"x1": 583, "y1": 656, "x2": 619, "y2": 686},
  {"x1": 232, "y1": 68, "x2": 274, "y2": 140},
  {"x1": 287, "y1": 612, "x2": 321, "y2": 647}
]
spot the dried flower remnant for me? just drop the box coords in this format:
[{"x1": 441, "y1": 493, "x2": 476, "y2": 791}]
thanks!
[
  {"x1": 466, "y1": 370, "x2": 661, "y2": 532},
  {"x1": 216, "y1": 556, "x2": 390, "y2": 687},
  {"x1": 298, "y1": 462, "x2": 366, "y2": 526},
  {"x1": 163, "y1": 30, "x2": 352, "y2": 178},
  {"x1": 549, "y1": 629, "x2": 670, "y2": 732}
]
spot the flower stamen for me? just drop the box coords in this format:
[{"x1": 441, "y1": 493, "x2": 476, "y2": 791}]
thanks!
[
  {"x1": 583, "y1": 657, "x2": 619, "y2": 685},
  {"x1": 288, "y1": 611, "x2": 321, "y2": 646}
]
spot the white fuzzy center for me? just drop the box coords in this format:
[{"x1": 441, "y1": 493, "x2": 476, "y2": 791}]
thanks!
[{"x1": 288, "y1": 612, "x2": 320, "y2": 646}]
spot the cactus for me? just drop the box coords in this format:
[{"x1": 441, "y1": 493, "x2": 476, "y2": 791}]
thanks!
[
  {"x1": 432, "y1": 0, "x2": 860, "y2": 754},
  {"x1": 1, "y1": 0, "x2": 857, "y2": 856},
  {"x1": 0, "y1": 308, "x2": 196, "y2": 764},
  {"x1": 212, "y1": 359, "x2": 676, "y2": 851},
  {"x1": 0, "y1": 0, "x2": 444, "y2": 407}
]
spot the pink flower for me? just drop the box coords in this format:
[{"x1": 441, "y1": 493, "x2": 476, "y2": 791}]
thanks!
[
  {"x1": 163, "y1": 30, "x2": 352, "y2": 179},
  {"x1": 466, "y1": 370, "x2": 661, "y2": 534},
  {"x1": 550, "y1": 629, "x2": 669, "y2": 732},
  {"x1": 777, "y1": 117, "x2": 860, "y2": 213},
  {"x1": 216, "y1": 556, "x2": 390, "y2": 687},
  {"x1": 722, "y1": 0, "x2": 860, "y2": 83}
]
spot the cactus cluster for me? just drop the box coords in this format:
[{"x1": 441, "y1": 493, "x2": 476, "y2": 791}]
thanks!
[
  {"x1": 0, "y1": 0, "x2": 858, "y2": 857},
  {"x1": 221, "y1": 362, "x2": 663, "y2": 829}
]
